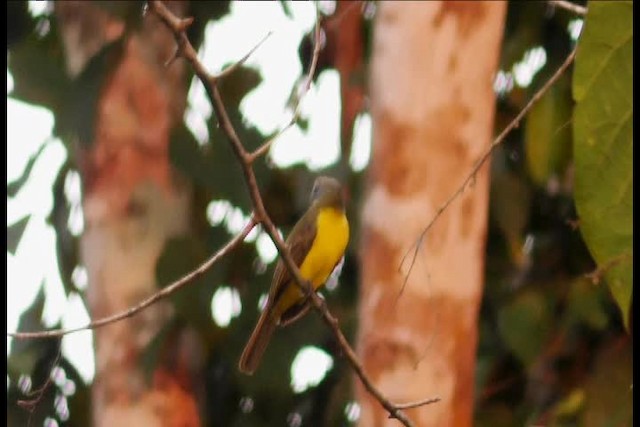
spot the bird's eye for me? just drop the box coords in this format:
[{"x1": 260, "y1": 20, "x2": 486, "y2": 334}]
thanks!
[{"x1": 311, "y1": 184, "x2": 321, "y2": 201}]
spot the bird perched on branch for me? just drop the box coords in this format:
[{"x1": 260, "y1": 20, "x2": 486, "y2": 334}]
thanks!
[{"x1": 239, "y1": 176, "x2": 349, "y2": 375}]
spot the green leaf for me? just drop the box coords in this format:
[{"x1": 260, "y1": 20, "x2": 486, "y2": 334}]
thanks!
[
  {"x1": 501, "y1": 2, "x2": 545, "y2": 71},
  {"x1": 278, "y1": 0, "x2": 293, "y2": 19},
  {"x1": 169, "y1": 123, "x2": 216, "y2": 190},
  {"x1": 7, "y1": 139, "x2": 49, "y2": 198},
  {"x1": 156, "y1": 236, "x2": 221, "y2": 331},
  {"x1": 490, "y1": 170, "x2": 531, "y2": 266},
  {"x1": 6, "y1": 0, "x2": 34, "y2": 48},
  {"x1": 217, "y1": 65, "x2": 262, "y2": 112},
  {"x1": 187, "y1": 1, "x2": 232, "y2": 49},
  {"x1": 66, "y1": 37, "x2": 126, "y2": 146},
  {"x1": 49, "y1": 164, "x2": 80, "y2": 296},
  {"x1": 7, "y1": 216, "x2": 30, "y2": 255},
  {"x1": 572, "y1": 1, "x2": 633, "y2": 328},
  {"x1": 525, "y1": 76, "x2": 573, "y2": 186},
  {"x1": 7, "y1": 284, "x2": 55, "y2": 376},
  {"x1": 563, "y1": 278, "x2": 609, "y2": 331},
  {"x1": 497, "y1": 289, "x2": 553, "y2": 367},
  {"x1": 8, "y1": 17, "x2": 71, "y2": 117}
]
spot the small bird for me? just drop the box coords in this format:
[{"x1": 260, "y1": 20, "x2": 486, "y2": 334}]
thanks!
[{"x1": 239, "y1": 176, "x2": 350, "y2": 375}]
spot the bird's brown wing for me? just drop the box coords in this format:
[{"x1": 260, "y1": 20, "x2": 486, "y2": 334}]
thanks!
[
  {"x1": 268, "y1": 207, "x2": 318, "y2": 322},
  {"x1": 238, "y1": 208, "x2": 317, "y2": 373}
]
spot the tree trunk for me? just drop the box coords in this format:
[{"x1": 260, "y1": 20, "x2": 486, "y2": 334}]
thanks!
[
  {"x1": 55, "y1": 2, "x2": 199, "y2": 425},
  {"x1": 357, "y1": 2, "x2": 506, "y2": 426}
]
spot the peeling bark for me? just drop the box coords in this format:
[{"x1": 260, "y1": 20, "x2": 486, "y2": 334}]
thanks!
[{"x1": 357, "y1": 2, "x2": 506, "y2": 426}]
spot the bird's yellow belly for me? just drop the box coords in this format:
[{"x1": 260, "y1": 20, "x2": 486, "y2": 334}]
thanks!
[
  {"x1": 280, "y1": 207, "x2": 349, "y2": 308},
  {"x1": 300, "y1": 207, "x2": 349, "y2": 287}
]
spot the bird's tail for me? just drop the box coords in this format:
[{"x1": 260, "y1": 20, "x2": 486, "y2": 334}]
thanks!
[{"x1": 238, "y1": 308, "x2": 278, "y2": 375}]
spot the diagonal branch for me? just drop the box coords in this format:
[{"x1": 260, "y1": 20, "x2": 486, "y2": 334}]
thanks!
[
  {"x1": 8, "y1": 218, "x2": 257, "y2": 339},
  {"x1": 398, "y1": 47, "x2": 578, "y2": 293},
  {"x1": 213, "y1": 31, "x2": 273, "y2": 81},
  {"x1": 148, "y1": 2, "x2": 438, "y2": 425}
]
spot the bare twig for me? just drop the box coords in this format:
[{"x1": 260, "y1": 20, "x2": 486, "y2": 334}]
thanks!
[
  {"x1": 398, "y1": 47, "x2": 578, "y2": 293},
  {"x1": 213, "y1": 31, "x2": 273, "y2": 81},
  {"x1": 147, "y1": 2, "x2": 432, "y2": 425},
  {"x1": 248, "y1": 4, "x2": 323, "y2": 163},
  {"x1": 16, "y1": 348, "x2": 62, "y2": 427},
  {"x1": 548, "y1": 0, "x2": 587, "y2": 17},
  {"x1": 584, "y1": 252, "x2": 632, "y2": 285},
  {"x1": 8, "y1": 218, "x2": 257, "y2": 339},
  {"x1": 392, "y1": 397, "x2": 442, "y2": 411}
]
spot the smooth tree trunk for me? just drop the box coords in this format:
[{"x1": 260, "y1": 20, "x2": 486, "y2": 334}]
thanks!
[
  {"x1": 55, "y1": 2, "x2": 199, "y2": 425},
  {"x1": 357, "y1": 2, "x2": 506, "y2": 426}
]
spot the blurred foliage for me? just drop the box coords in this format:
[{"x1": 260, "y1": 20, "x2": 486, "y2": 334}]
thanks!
[
  {"x1": 49, "y1": 163, "x2": 82, "y2": 296},
  {"x1": 6, "y1": 1, "x2": 631, "y2": 426},
  {"x1": 524, "y1": 74, "x2": 573, "y2": 187},
  {"x1": 7, "y1": 287, "x2": 91, "y2": 427},
  {"x1": 7, "y1": 215, "x2": 30, "y2": 255},
  {"x1": 479, "y1": 2, "x2": 631, "y2": 427}
]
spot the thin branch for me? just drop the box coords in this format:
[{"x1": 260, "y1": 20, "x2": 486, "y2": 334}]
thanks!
[
  {"x1": 148, "y1": 2, "x2": 430, "y2": 425},
  {"x1": 584, "y1": 252, "x2": 632, "y2": 285},
  {"x1": 249, "y1": 124, "x2": 295, "y2": 164},
  {"x1": 398, "y1": 47, "x2": 578, "y2": 294},
  {"x1": 548, "y1": 0, "x2": 587, "y2": 17},
  {"x1": 8, "y1": 218, "x2": 257, "y2": 339},
  {"x1": 17, "y1": 349, "x2": 62, "y2": 417},
  {"x1": 213, "y1": 31, "x2": 273, "y2": 81},
  {"x1": 392, "y1": 397, "x2": 442, "y2": 411},
  {"x1": 248, "y1": 5, "x2": 323, "y2": 163}
]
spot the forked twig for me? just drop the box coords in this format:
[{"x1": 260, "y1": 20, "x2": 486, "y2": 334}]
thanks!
[{"x1": 248, "y1": 4, "x2": 323, "y2": 163}]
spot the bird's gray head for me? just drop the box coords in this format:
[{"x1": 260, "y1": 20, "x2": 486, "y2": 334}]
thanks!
[{"x1": 309, "y1": 176, "x2": 345, "y2": 209}]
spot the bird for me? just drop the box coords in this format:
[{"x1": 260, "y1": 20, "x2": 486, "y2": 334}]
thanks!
[{"x1": 239, "y1": 176, "x2": 350, "y2": 375}]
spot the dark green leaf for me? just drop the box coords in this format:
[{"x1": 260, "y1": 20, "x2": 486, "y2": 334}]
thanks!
[
  {"x1": 187, "y1": 1, "x2": 232, "y2": 50},
  {"x1": 490, "y1": 170, "x2": 531, "y2": 266},
  {"x1": 500, "y1": 2, "x2": 545, "y2": 71},
  {"x1": 7, "y1": 139, "x2": 49, "y2": 198},
  {"x1": 525, "y1": 75, "x2": 573, "y2": 186},
  {"x1": 7, "y1": 284, "x2": 54, "y2": 376},
  {"x1": 498, "y1": 289, "x2": 553, "y2": 367},
  {"x1": 156, "y1": 236, "x2": 221, "y2": 331},
  {"x1": 572, "y1": 1, "x2": 633, "y2": 327},
  {"x1": 7, "y1": 215, "x2": 30, "y2": 255},
  {"x1": 49, "y1": 164, "x2": 80, "y2": 296},
  {"x1": 66, "y1": 37, "x2": 126, "y2": 146},
  {"x1": 217, "y1": 65, "x2": 262, "y2": 112},
  {"x1": 278, "y1": 0, "x2": 293, "y2": 19},
  {"x1": 6, "y1": 0, "x2": 35, "y2": 48},
  {"x1": 169, "y1": 124, "x2": 216, "y2": 191},
  {"x1": 8, "y1": 17, "x2": 71, "y2": 117},
  {"x1": 563, "y1": 278, "x2": 609, "y2": 331}
]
